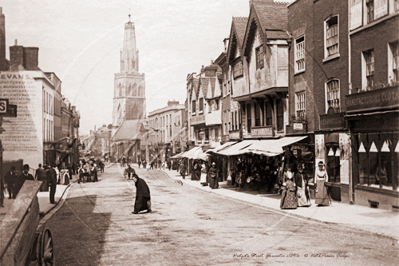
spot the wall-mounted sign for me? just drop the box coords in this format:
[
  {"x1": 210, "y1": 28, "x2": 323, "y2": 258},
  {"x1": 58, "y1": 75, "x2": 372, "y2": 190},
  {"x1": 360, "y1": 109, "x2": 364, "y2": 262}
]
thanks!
[
  {"x1": 293, "y1": 123, "x2": 303, "y2": 130},
  {"x1": 251, "y1": 126, "x2": 273, "y2": 138}
]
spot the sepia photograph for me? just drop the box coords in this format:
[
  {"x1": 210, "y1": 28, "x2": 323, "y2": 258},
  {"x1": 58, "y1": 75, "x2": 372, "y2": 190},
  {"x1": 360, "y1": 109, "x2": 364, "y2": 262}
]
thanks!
[{"x1": 0, "y1": 0, "x2": 398, "y2": 265}]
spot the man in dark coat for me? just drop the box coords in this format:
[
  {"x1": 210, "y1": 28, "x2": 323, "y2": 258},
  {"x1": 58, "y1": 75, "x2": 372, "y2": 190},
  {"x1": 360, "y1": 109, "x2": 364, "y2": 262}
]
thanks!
[
  {"x1": 47, "y1": 164, "x2": 57, "y2": 204},
  {"x1": 208, "y1": 162, "x2": 219, "y2": 189},
  {"x1": 131, "y1": 174, "x2": 151, "y2": 214},
  {"x1": 14, "y1": 164, "x2": 35, "y2": 198},
  {"x1": 4, "y1": 166, "x2": 17, "y2": 199},
  {"x1": 35, "y1": 164, "x2": 48, "y2": 191}
]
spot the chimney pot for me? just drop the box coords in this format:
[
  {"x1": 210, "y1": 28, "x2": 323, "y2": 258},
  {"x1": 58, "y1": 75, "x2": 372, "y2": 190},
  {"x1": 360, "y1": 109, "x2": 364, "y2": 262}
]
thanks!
[{"x1": 14, "y1": 39, "x2": 17, "y2": 45}]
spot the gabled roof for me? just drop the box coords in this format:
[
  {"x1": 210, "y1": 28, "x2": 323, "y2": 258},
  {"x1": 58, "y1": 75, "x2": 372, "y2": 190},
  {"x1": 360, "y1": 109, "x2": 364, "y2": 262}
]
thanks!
[
  {"x1": 227, "y1": 17, "x2": 248, "y2": 63},
  {"x1": 111, "y1": 120, "x2": 141, "y2": 142},
  {"x1": 243, "y1": 1, "x2": 289, "y2": 56}
]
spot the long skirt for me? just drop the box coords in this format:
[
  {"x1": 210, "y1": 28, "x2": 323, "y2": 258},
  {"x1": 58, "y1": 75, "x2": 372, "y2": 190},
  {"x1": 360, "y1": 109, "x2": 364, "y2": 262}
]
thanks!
[
  {"x1": 280, "y1": 182, "x2": 298, "y2": 209},
  {"x1": 315, "y1": 179, "x2": 330, "y2": 206},
  {"x1": 297, "y1": 186, "x2": 311, "y2": 207},
  {"x1": 134, "y1": 196, "x2": 151, "y2": 213},
  {"x1": 209, "y1": 177, "x2": 218, "y2": 189},
  {"x1": 200, "y1": 173, "x2": 208, "y2": 186}
]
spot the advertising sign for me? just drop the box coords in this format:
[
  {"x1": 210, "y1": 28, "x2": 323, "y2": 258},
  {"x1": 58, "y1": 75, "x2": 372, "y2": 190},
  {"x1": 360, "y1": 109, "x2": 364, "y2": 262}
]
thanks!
[{"x1": 0, "y1": 71, "x2": 43, "y2": 169}]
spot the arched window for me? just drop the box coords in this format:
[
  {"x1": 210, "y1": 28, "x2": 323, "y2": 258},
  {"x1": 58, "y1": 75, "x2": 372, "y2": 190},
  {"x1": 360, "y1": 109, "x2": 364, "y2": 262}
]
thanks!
[
  {"x1": 326, "y1": 79, "x2": 340, "y2": 113},
  {"x1": 133, "y1": 83, "x2": 138, "y2": 96},
  {"x1": 127, "y1": 84, "x2": 132, "y2": 96}
]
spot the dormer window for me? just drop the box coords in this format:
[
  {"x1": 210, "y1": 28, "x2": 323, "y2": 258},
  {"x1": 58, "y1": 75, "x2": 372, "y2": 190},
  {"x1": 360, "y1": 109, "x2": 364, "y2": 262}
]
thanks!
[
  {"x1": 233, "y1": 60, "x2": 243, "y2": 79},
  {"x1": 256, "y1": 46, "x2": 264, "y2": 70}
]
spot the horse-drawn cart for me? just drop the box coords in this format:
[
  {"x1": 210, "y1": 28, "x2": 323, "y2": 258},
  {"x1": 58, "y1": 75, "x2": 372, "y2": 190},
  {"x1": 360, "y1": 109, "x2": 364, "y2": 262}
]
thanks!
[{"x1": 0, "y1": 180, "x2": 54, "y2": 265}]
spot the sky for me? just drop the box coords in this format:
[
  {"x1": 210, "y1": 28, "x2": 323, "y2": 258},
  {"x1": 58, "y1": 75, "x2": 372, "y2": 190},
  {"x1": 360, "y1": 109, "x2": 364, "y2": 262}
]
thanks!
[{"x1": 1, "y1": 0, "x2": 252, "y2": 135}]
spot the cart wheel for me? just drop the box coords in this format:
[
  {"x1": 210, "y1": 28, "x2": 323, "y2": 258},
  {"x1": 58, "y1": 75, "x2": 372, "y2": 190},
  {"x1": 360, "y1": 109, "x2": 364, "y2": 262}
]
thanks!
[{"x1": 38, "y1": 229, "x2": 54, "y2": 266}]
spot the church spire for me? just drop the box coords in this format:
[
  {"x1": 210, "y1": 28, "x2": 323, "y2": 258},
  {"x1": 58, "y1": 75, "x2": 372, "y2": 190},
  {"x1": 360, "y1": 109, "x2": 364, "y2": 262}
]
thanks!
[{"x1": 120, "y1": 15, "x2": 139, "y2": 73}]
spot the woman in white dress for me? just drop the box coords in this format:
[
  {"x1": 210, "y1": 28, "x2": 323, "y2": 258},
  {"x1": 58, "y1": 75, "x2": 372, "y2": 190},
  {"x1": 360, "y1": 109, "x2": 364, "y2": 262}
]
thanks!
[{"x1": 315, "y1": 161, "x2": 331, "y2": 206}]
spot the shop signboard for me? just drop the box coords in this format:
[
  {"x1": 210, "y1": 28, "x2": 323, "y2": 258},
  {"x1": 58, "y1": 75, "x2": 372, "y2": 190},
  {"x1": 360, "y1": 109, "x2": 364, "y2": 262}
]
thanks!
[
  {"x1": 0, "y1": 71, "x2": 43, "y2": 169},
  {"x1": 346, "y1": 85, "x2": 399, "y2": 113},
  {"x1": 251, "y1": 126, "x2": 273, "y2": 138},
  {"x1": 229, "y1": 131, "x2": 240, "y2": 140},
  {"x1": 190, "y1": 114, "x2": 205, "y2": 125},
  {"x1": 320, "y1": 112, "x2": 346, "y2": 130}
]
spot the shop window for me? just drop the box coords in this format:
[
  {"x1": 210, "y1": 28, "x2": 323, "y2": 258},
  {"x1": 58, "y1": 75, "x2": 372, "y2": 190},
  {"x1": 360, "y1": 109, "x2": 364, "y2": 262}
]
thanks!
[
  {"x1": 255, "y1": 102, "x2": 261, "y2": 127},
  {"x1": 295, "y1": 36, "x2": 305, "y2": 73},
  {"x1": 325, "y1": 16, "x2": 339, "y2": 58},
  {"x1": 247, "y1": 103, "x2": 251, "y2": 134},
  {"x1": 363, "y1": 50, "x2": 374, "y2": 90},
  {"x1": 256, "y1": 46, "x2": 264, "y2": 70},
  {"x1": 389, "y1": 41, "x2": 399, "y2": 83},
  {"x1": 326, "y1": 145, "x2": 340, "y2": 183},
  {"x1": 265, "y1": 102, "x2": 272, "y2": 126},
  {"x1": 295, "y1": 91, "x2": 305, "y2": 118},
  {"x1": 326, "y1": 79, "x2": 340, "y2": 113},
  {"x1": 276, "y1": 99, "x2": 284, "y2": 131},
  {"x1": 233, "y1": 60, "x2": 243, "y2": 79}
]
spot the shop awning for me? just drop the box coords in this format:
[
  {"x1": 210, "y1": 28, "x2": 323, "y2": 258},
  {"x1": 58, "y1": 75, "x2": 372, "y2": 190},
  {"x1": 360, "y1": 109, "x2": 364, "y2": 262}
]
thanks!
[
  {"x1": 216, "y1": 140, "x2": 259, "y2": 156},
  {"x1": 247, "y1": 136, "x2": 308, "y2": 156},
  {"x1": 181, "y1": 146, "x2": 208, "y2": 160},
  {"x1": 171, "y1": 151, "x2": 184, "y2": 159},
  {"x1": 207, "y1": 141, "x2": 237, "y2": 154}
]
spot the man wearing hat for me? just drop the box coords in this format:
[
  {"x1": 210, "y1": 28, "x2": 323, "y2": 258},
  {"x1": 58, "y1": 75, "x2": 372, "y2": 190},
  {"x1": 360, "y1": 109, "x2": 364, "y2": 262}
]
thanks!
[
  {"x1": 47, "y1": 164, "x2": 57, "y2": 204},
  {"x1": 14, "y1": 164, "x2": 34, "y2": 198},
  {"x1": 4, "y1": 166, "x2": 17, "y2": 199}
]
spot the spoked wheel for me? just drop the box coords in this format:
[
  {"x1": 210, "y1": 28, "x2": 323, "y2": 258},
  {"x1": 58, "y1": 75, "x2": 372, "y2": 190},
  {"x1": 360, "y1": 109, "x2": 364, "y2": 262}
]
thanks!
[{"x1": 38, "y1": 229, "x2": 54, "y2": 266}]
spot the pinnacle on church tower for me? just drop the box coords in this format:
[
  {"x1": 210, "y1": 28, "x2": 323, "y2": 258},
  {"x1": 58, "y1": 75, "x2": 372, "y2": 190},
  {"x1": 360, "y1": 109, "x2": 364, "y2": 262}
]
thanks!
[{"x1": 120, "y1": 14, "x2": 139, "y2": 73}]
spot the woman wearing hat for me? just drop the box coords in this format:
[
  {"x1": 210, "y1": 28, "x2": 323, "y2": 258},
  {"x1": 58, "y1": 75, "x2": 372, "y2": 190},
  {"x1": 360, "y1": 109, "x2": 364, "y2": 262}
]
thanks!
[
  {"x1": 208, "y1": 162, "x2": 219, "y2": 189},
  {"x1": 280, "y1": 165, "x2": 298, "y2": 209},
  {"x1": 295, "y1": 163, "x2": 311, "y2": 207},
  {"x1": 315, "y1": 161, "x2": 330, "y2": 206}
]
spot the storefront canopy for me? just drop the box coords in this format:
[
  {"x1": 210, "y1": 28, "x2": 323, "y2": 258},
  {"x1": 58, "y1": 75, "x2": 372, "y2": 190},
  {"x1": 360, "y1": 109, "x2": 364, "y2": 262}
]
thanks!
[
  {"x1": 181, "y1": 146, "x2": 208, "y2": 160},
  {"x1": 171, "y1": 151, "x2": 185, "y2": 159},
  {"x1": 207, "y1": 141, "x2": 237, "y2": 154},
  {"x1": 246, "y1": 136, "x2": 308, "y2": 156},
  {"x1": 215, "y1": 140, "x2": 260, "y2": 156}
]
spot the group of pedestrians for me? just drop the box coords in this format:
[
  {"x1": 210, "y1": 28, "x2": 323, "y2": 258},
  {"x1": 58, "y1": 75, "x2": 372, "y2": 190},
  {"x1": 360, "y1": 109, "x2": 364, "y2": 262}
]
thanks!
[
  {"x1": 1, "y1": 163, "x2": 59, "y2": 206},
  {"x1": 280, "y1": 161, "x2": 331, "y2": 210},
  {"x1": 77, "y1": 159, "x2": 99, "y2": 184},
  {"x1": 176, "y1": 159, "x2": 220, "y2": 189}
]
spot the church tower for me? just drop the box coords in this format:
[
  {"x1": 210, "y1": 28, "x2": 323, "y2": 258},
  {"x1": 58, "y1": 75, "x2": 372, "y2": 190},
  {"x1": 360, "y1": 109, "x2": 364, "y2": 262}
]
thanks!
[{"x1": 112, "y1": 15, "x2": 146, "y2": 129}]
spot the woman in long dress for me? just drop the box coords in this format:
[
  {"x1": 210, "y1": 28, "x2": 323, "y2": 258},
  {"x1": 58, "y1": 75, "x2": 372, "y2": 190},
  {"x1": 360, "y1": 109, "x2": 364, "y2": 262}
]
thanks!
[
  {"x1": 280, "y1": 166, "x2": 298, "y2": 209},
  {"x1": 315, "y1": 161, "x2": 330, "y2": 206},
  {"x1": 295, "y1": 163, "x2": 311, "y2": 207}
]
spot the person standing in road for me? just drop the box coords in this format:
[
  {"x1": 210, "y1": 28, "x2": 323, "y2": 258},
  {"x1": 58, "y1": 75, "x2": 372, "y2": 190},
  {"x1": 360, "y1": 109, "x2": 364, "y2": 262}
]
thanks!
[
  {"x1": 180, "y1": 161, "x2": 186, "y2": 180},
  {"x1": 14, "y1": 164, "x2": 35, "y2": 198},
  {"x1": 295, "y1": 163, "x2": 311, "y2": 207},
  {"x1": 315, "y1": 161, "x2": 330, "y2": 206},
  {"x1": 47, "y1": 164, "x2": 57, "y2": 204},
  {"x1": 124, "y1": 164, "x2": 136, "y2": 179},
  {"x1": 4, "y1": 166, "x2": 17, "y2": 199},
  {"x1": 280, "y1": 165, "x2": 298, "y2": 209},
  {"x1": 208, "y1": 162, "x2": 219, "y2": 189},
  {"x1": 131, "y1": 174, "x2": 151, "y2": 214},
  {"x1": 138, "y1": 160, "x2": 141, "y2": 169}
]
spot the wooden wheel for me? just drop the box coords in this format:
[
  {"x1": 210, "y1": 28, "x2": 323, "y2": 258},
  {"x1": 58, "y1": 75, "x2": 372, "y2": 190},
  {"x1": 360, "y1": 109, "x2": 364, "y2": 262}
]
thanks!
[{"x1": 37, "y1": 229, "x2": 54, "y2": 266}]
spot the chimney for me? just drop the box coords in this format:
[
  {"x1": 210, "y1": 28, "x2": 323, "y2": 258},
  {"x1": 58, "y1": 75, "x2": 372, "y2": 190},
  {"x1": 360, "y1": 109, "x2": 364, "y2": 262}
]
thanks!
[
  {"x1": 0, "y1": 8, "x2": 6, "y2": 71},
  {"x1": 9, "y1": 41, "x2": 24, "y2": 71},
  {"x1": 24, "y1": 47, "x2": 39, "y2": 70}
]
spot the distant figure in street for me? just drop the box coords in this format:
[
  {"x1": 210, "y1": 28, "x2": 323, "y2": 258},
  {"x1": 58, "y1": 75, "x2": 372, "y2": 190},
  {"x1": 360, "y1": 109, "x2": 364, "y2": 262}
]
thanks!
[
  {"x1": 14, "y1": 164, "x2": 35, "y2": 198},
  {"x1": 180, "y1": 161, "x2": 186, "y2": 180},
  {"x1": 35, "y1": 164, "x2": 48, "y2": 191},
  {"x1": 124, "y1": 165, "x2": 136, "y2": 179},
  {"x1": 208, "y1": 162, "x2": 219, "y2": 189},
  {"x1": 4, "y1": 166, "x2": 17, "y2": 199},
  {"x1": 142, "y1": 160, "x2": 147, "y2": 169},
  {"x1": 131, "y1": 174, "x2": 151, "y2": 214},
  {"x1": 47, "y1": 164, "x2": 57, "y2": 204},
  {"x1": 138, "y1": 160, "x2": 141, "y2": 168}
]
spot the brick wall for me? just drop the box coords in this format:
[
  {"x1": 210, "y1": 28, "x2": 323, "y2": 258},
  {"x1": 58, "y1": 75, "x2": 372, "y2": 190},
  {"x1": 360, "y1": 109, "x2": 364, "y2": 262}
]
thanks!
[{"x1": 350, "y1": 16, "x2": 399, "y2": 92}]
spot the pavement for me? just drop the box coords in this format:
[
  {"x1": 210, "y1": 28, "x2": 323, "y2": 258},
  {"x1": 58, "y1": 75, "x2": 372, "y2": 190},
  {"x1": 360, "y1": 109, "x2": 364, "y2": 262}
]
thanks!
[{"x1": 145, "y1": 166, "x2": 399, "y2": 240}]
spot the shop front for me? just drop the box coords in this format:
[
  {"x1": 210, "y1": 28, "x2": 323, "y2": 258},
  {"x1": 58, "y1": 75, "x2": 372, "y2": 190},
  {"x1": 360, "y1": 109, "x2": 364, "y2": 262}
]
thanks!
[{"x1": 346, "y1": 85, "x2": 399, "y2": 210}]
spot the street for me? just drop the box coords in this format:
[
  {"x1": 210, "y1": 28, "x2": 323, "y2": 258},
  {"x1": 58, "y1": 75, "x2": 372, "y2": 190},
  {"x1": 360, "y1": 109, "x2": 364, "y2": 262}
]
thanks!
[{"x1": 44, "y1": 165, "x2": 398, "y2": 265}]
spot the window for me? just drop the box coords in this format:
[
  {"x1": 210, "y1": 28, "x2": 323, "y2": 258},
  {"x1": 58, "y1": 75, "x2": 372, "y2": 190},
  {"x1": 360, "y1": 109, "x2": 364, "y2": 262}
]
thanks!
[
  {"x1": 247, "y1": 104, "x2": 251, "y2": 134},
  {"x1": 389, "y1": 42, "x2": 399, "y2": 82},
  {"x1": 192, "y1": 100, "x2": 196, "y2": 114},
  {"x1": 265, "y1": 102, "x2": 272, "y2": 126},
  {"x1": 326, "y1": 79, "x2": 340, "y2": 113},
  {"x1": 170, "y1": 125, "x2": 172, "y2": 137},
  {"x1": 366, "y1": 0, "x2": 374, "y2": 23},
  {"x1": 325, "y1": 16, "x2": 339, "y2": 57},
  {"x1": 295, "y1": 92, "x2": 305, "y2": 118},
  {"x1": 233, "y1": 60, "x2": 243, "y2": 78},
  {"x1": 276, "y1": 99, "x2": 284, "y2": 131},
  {"x1": 295, "y1": 36, "x2": 305, "y2": 72},
  {"x1": 256, "y1": 46, "x2": 264, "y2": 69},
  {"x1": 364, "y1": 50, "x2": 374, "y2": 89},
  {"x1": 255, "y1": 102, "x2": 261, "y2": 126},
  {"x1": 326, "y1": 145, "x2": 340, "y2": 183},
  {"x1": 199, "y1": 98, "x2": 204, "y2": 112}
]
